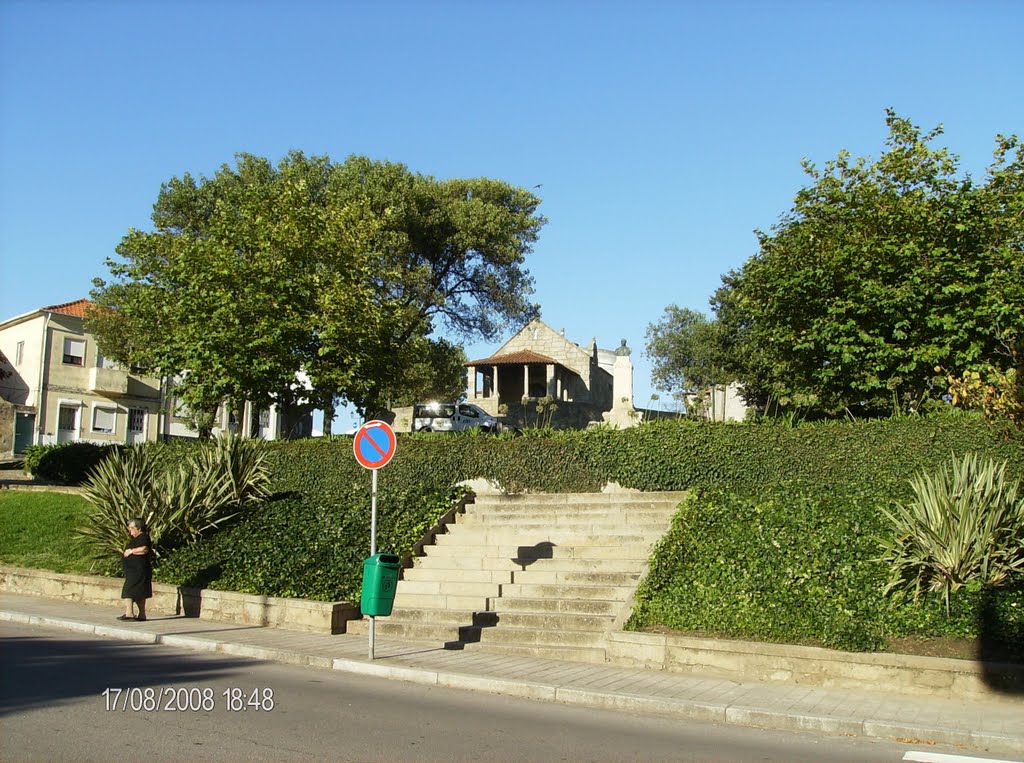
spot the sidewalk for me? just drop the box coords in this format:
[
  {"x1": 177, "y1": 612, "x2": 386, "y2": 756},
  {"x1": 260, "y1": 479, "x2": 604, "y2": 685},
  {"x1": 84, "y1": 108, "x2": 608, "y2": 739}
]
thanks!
[{"x1": 2, "y1": 592, "x2": 1022, "y2": 758}]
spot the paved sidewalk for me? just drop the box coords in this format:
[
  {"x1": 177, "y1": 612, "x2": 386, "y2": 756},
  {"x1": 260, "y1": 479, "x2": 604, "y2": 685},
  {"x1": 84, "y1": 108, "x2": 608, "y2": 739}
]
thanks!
[{"x1": 2, "y1": 592, "x2": 1022, "y2": 758}]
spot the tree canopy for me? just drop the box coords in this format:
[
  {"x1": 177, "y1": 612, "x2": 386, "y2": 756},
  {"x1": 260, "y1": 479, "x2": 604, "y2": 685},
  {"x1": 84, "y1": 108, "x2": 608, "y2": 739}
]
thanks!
[
  {"x1": 89, "y1": 152, "x2": 544, "y2": 425},
  {"x1": 648, "y1": 111, "x2": 1024, "y2": 417}
]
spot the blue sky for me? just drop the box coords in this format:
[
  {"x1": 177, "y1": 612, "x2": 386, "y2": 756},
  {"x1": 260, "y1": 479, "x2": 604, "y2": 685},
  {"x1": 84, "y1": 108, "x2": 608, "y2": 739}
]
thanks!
[{"x1": 2, "y1": 0, "x2": 1021, "y2": 427}]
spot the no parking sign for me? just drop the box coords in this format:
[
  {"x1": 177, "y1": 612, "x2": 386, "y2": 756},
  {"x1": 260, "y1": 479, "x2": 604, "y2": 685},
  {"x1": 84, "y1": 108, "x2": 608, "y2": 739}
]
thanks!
[{"x1": 352, "y1": 420, "x2": 397, "y2": 470}]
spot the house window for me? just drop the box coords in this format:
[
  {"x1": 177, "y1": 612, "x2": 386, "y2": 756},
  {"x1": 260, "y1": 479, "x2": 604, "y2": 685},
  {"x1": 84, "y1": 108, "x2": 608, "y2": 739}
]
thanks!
[
  {"x1": 92, "y1": 406, "x2": 117, "y2": 434},
  {"x1": 15, "y1": 341, "x2": 24, "y2": 365},
  {"x1": 128, "y1": 408, "x2": 145, "y2": 433},
  {"x1": 258, "y1": 408, "x2": 270, "y2": 427},
  {"x1": 62, "y1": 338, "x2": 85, "y2": 366}
]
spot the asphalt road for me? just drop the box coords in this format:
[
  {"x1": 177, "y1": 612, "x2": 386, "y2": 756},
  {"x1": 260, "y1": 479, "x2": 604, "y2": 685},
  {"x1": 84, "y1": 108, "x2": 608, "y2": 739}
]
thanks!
[{"x1": 0, "y1": 622, "x2": 970, "y2": 763}]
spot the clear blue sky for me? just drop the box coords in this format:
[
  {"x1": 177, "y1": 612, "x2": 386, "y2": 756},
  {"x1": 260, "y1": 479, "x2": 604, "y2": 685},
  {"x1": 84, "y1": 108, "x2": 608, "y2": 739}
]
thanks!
[{"x1": 2, "y1": 0, "x2": 1021, "y2": 427}]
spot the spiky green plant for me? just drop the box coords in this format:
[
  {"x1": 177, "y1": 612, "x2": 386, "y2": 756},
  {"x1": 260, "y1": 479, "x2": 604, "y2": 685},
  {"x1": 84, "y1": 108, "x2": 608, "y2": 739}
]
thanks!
[
  {"x1": 192, "y1": 434, "x2": 272, "y2": 507},
  {"x1": 878, "y1": 452, "x2": 1024, "y2": 611},
  {"x1": 76, "y1": 435, "x2": 272, "y2": 561}
]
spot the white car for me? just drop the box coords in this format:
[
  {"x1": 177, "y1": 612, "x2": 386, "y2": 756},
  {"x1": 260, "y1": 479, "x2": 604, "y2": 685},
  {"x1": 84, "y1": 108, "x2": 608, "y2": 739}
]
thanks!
[{"x1": 413, "y1": 402, "x2": 498, "y2": 433}]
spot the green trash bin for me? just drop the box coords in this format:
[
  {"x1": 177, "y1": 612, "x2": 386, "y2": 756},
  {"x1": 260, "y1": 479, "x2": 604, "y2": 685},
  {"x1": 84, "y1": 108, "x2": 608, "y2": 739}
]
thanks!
[{"x1": 361, "y1": 553, "x2": 401, "y2": 616}]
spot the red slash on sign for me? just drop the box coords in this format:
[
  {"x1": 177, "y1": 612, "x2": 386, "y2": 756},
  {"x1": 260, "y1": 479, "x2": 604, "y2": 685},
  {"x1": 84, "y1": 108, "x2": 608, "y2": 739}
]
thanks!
[{"x1": 352, "y1": 421, "x2": 397, "y2": 470}]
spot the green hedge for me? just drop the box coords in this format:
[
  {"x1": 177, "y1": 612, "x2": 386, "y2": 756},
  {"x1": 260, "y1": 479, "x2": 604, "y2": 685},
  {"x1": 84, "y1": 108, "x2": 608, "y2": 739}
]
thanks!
[
  {"x1": 628, "y1": 487, "x2": 1024, "y2": 654},
  {"x1": 23, "y1": 442, "x2": 121, "y2": 485}
]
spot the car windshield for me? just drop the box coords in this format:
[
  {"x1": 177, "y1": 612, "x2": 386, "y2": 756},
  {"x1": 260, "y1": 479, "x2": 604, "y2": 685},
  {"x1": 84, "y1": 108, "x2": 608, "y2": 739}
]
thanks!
[{"x1": 414, "y1": 404, "x2": 455, "y2": 418}]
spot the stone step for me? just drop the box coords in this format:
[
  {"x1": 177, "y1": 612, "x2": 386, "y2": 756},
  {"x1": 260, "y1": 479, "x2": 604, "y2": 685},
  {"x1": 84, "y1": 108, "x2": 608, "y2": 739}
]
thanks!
[
  {"x1": 396, "y1": 580, "x2": 500, "y2": 597},
  {"x1": 403, "y1": 566, "x2": 641, "y2": 587},
  {"x1": 499, "y1": 582, "x2": 634, "y2": 600},
  {"x1": 470, "y1": 491, "x2": 688, "y2": 506},
  {"x1": 391, "y1": 592, "x2": 490, "y2": 610},
  {"x1": 495, "y1": 596, "x2": 620, "y2": 615},
  {"x1": 433, "y1": 531, "x2": 663, "y2": 547},
  {"x1": 488, "y1": 610, "x2": 615, "y2": 631},
  {"x1": 426, "y1": 542, "x2": 658, "y2": 561},
  {"x1": 451, "y1": 520, "x2": 669, "y2": 534},
  {"x1": 458, "y1": 512, "x2": 674, "y2": 526},
  {"x1": 402, "y1": 567, "x2": 515, "y2": 584},
  {"x1": 421, "y1": 546, "x2": 653, "y2": 567},
  {"x1": 509, "y1": 569, "x2": 642, "y2": 586},
  {"x1": 345, "y1": 618, "x2": 468, "y2": 643},
  {"x1": 468, "y1": 624, "x2": 606, "y2": 648},
  {"x1": 464, "y1": 503, "x2": 678, "y2": 516}
]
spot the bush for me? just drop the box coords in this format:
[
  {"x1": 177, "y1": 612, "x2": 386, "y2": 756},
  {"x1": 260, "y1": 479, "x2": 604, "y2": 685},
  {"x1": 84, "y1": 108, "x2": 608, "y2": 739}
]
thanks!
[
  {"x1": 23, "y1": 442, "x2": 118, "y2": 485},
  {"x1": 76, "y1": 436, "x2": 273, "y2": 561},
  {"x1": 878, "y1": 452, "x2": 1024, "y2": 611}
]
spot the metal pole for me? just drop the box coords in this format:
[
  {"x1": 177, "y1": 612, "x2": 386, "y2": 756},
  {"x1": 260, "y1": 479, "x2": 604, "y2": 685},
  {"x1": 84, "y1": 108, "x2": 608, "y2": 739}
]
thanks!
[{"x1": 369, "y1": 467, "x2": 378, "y2": 660}]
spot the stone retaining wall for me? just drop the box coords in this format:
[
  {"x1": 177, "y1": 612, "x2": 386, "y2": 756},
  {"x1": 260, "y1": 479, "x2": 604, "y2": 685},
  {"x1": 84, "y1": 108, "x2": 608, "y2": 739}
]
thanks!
[
  {"x1": 0, "y1": 566, "x2": 360, "y2": 634},
  {"x1": 606, "y1": 631, "x2": 1024, "y2": 703}
]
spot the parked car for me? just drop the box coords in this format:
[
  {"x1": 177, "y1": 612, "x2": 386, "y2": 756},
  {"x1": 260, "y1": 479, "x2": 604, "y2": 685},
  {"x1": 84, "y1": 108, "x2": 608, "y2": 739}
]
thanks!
[{"x1": 413, "y1": 402, "x2": 499, "y2": 433}]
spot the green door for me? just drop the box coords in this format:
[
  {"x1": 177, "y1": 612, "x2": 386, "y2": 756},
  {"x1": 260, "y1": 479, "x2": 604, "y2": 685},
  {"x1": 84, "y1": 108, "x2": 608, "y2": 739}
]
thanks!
[{"x1": 14, "y1": 413, "x2": 35, "y2": 454}]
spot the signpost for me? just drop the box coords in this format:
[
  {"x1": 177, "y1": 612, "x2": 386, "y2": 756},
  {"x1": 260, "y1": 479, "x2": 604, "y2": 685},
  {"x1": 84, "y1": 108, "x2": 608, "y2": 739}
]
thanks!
[{"x1": 353, "y1": 420, "x2": 397, "y2": 659}]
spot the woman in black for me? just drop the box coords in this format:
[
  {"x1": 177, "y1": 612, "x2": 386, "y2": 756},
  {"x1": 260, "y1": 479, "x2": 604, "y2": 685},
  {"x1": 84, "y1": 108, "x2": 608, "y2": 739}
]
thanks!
[{"x1": 118, "y1": 518, "x2": 152, "y2": 621}]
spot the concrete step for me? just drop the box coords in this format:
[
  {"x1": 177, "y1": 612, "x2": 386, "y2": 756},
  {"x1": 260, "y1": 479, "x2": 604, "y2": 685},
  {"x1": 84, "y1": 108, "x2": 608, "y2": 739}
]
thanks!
[
  {"x1": 451, "y1": 520, "x2": 668, "y2": 534},
  {"x1": 426, "y1": 542, "x2": 659, "y2": 561},
  {"x1": 470, "y1": 491, "x2": 688, "y2": 506},
  {"x1": 403, "y1": 567, "x2": 641, "y2": 587},
  {"x1": 468, "y1": 624, "x2": 606, "y2": 648},
  {"x1": 488, "y1": 610, "x2": 615, "y2": 631},
  {"x1": 433, "y1": 531, "x2": 663, "y2": 547},
  {"x1": 499, "y1": 582, "x2": 634, "y2": 600},
  {"x1": 402, "y1": 567, "x2": 514, "y2": 584},
  {"x1": 391, "y1": 592, "x2": 491, "y2": 610},
  {"x1": 421, "y1": 546, "x2": 653, "y2": 567},
  {"x1": 457, "y1": 513, "x2": 674, "y2": 527},
  {"x1": 508, "y1": 569, "x2": 642, "y2": 586},
  {"x1": 494, "y1": 596, "x2": 620, "y2": 615},
  {"x1": 395, "y1": 580, "x2": 500, "y2": 597}
]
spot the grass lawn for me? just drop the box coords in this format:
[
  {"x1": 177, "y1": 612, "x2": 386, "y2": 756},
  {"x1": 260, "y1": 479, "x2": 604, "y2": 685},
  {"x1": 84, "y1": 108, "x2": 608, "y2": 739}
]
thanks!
[{"x1": 0, "y1": 491, "x2": 112, "y2": 575}]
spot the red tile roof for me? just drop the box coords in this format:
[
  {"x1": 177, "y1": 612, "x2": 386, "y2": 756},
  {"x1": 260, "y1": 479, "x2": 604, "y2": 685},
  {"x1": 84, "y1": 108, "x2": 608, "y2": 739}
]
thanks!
[
  {"x1": 43, "y1": 299, "x2": 94, "y2": 317},
  {"x1": 465, "y1": 349, "x2": 558, "y2": 366}
]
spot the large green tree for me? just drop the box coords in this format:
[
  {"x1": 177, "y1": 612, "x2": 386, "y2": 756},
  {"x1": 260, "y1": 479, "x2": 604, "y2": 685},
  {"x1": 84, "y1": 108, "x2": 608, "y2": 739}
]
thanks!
[
  {"x1": 697, "y1": 111, "x2": 1023, "y2": 416},
  {"x1": 89, "y1": 152, "x2": 544, "y2": 427}
]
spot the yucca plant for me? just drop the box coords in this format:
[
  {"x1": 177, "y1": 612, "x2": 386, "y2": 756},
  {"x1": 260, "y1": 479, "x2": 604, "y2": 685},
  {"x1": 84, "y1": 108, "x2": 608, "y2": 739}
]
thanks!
[
  {"x1": 77, "y1": 445, "x2": 169, "y2": 559},
  {"x1": 192, "y1": 434, "x2": 272, "y2": 507},
  {"x1": 76, "y1": 435, "x2": 273, "y2": 561},
  {"x1": 878, "y1": 452, "x2": 1024, "y2": 612}
]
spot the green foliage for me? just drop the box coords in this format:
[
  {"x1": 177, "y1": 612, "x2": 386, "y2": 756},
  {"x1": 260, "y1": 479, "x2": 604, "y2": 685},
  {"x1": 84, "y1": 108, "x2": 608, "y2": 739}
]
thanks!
[
  {"x1": 23, "y1": 442, "x2": 117, "y2": 485},
  {"x1": 631, "y1": 489, "x2": 893, "y2": 650},
  {"x1": 88, "y1": 152, "x2": 545, "y2": 417},
  {"x1": 673, "y1": 112, "x2": 1024, "y2": 417},
  {"x1": 0, "y1": 492, "x2": 101, "y2": 574},
  {"x1": 645, "y1": 305, "x2": 729, "y2": 403},
  {"x1": 878, "y1": 453, "x2": 1024, "y2": 611},
  {"x1": 76, "y1": 436, "x2": 272, "y2": 561}
]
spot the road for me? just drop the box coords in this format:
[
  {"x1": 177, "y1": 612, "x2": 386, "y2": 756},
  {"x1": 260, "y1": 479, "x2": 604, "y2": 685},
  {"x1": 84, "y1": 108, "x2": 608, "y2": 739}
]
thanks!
[{"x1": 0, "y1": 622, "x2": 988, "y2": 763}]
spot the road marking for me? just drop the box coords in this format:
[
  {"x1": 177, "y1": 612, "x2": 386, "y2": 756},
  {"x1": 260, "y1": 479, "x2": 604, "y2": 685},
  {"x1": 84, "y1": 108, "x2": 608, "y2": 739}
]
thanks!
[{"x1": 903, "y1": 752, "x2": 1023, "y2": 763}]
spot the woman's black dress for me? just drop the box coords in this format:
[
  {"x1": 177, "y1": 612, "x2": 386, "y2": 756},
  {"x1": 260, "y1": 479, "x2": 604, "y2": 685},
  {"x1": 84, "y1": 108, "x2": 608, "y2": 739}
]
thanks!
[{"x1": 121, "y1": 532, "x2": 153, "y2": 600}]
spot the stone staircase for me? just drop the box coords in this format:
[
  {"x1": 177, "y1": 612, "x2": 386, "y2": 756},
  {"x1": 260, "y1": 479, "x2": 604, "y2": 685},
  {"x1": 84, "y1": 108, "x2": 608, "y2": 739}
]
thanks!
[{"x1": 347, "y1": 490, "x2": 687, "y2": 663}]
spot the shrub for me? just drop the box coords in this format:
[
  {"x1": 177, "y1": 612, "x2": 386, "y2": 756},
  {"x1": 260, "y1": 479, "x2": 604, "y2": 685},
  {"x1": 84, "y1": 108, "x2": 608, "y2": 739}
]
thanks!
[
  {"x1": 23, "y1": 442, "x2": 117, "y2": 485},
  {"x1": 878, "y1": 452, "x2": 1024, "y2": 611},
  {"x1": 76, "y1": 436, "x2": 273, "y2": 561}
]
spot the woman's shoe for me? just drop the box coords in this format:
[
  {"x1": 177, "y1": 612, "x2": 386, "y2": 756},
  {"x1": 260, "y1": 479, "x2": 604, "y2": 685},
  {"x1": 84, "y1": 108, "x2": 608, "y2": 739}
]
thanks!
[{"x1": 116, "y1": 615, "x2": 135, "y2": 621}]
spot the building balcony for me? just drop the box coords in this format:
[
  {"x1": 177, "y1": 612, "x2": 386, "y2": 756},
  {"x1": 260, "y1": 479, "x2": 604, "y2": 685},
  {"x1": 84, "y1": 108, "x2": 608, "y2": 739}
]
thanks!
[{"x1": 88, "y1": 366, "x2": 129, "y2": 395}]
